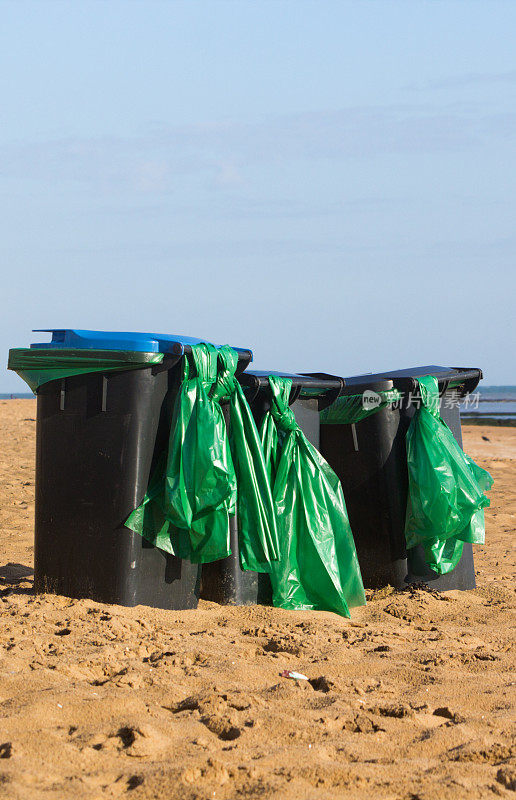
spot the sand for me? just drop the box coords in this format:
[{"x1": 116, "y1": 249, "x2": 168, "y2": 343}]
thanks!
[{"x1": 0, "y1": 399, "x2": 514, "y2": 799}]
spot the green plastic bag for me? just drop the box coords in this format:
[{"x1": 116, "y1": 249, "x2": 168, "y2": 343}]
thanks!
[
  {"x1": 8, "y1": 348, "x2": 164, "y2": 392},
  {"x1": 260, "y1": 375, "x2": 366, "y2": 617},
  {"x1": 211, "y1": 346, "x2": 281, "y2": 572},
  {"x1": 320, "y1": 388, "x2": 401, "y2": 425},
  {"x1": 405, "y1": 375, "x2": 493, "y2": 575},
  {"x1": 126, "y1": 343, "x2": 279, "y2": 571}
]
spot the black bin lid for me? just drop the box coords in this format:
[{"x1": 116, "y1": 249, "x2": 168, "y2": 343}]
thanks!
[
  {"x1": 341, "y1": 365, "x2": 482, "y2": 397},
  {"x1": 239, "y1": 370, "x2": 344, "y2": 409}
]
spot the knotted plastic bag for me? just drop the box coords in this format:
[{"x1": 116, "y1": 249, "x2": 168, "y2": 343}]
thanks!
[
  {"x1": 212, "y1": 346, "x2": 280, "y2": 572},
  {"x1": 126, "y1": 343, "x2": 279, "y2": 571},
  {"x1": 405, "y1": 375, "x2": 493, "y2": 575},
  {"x1": 260, "y1": 375, "x2": 366, "y2": 617}
]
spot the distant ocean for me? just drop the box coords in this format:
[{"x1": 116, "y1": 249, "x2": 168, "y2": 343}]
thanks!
[
  {"x1": 460, "y1": 385, "x2": 516, "y2": 424},
  {"x1": 0, "y1": 393, "x2": 35, "y2": 399},
  {"x1": 2, "y1": 386, "x2": 516, "y2": 424}
]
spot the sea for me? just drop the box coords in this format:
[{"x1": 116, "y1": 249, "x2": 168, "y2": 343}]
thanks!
[
  {"x1": 459, "y1": 385, "x2": 516, "y2": 424},
  {"x1": 2, "y1": 386, "x2": 516, "y2": 423},
  {"x1": 0, "y1": 393, "x2": 36, "y2": 399}
]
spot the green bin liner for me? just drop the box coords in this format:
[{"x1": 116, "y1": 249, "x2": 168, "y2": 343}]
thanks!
[
  {"x1": 405, "y1": 375, "x2": 493, "y2": 575},
  {"x1": 320, "y1": 388, "x2": 401, "y2": 425},
  {"x1": 126, "y1": 343, "x2": 279, "y2": 572},
  {"x1": 8, "y1": 348, "x2": 164, "y2": 392},
  {"x1": 260, "y1": 375, "x2": 366, "y2": 617}
]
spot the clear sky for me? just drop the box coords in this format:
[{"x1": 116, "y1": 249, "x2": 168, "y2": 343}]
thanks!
[{"x1": 2, "y1": 0, "x2": 515, "y2": 390}]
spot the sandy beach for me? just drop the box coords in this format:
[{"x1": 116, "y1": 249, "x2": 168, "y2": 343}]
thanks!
[{"x1": 0, "y1": 399, "x2": 514, "y2": 799}]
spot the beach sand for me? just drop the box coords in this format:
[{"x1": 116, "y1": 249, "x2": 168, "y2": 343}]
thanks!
[{"x1": 0, "y1": 400, "x2": 514, "y2": 799}]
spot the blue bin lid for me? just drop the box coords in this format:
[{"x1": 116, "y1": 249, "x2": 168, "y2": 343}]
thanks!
[{"x1": 30, "y1": 329, "x2": 253, "y2": 359}]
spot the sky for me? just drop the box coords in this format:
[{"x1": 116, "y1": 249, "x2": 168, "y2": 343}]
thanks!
[{"x1": 1, "y1": 0, "x2": 515, "y2": 391}]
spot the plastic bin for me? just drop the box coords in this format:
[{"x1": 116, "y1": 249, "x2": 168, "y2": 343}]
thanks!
[
  {"x1": 319, "y1": 365, "x2": 483, "y2": 591},
  {"x1": 199, "y1": 371, "x2": 343, "y2": 605},
  {"x1": 10, "y1": 329, "x2": 252, "y2": 609}
]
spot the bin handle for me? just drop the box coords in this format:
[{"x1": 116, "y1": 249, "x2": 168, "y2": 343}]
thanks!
[
  {"x1": 289, "y1": 385, "x2": 301, "y2": 405},
  {"x1": 240, "y1": 374, "x2": 262, "y2": 405},
  {"x1": 299, "y1": 372, "x2": 345, "y2": 411},
  {"x1": 318, "y1": 377, "x2": 344, "y2": 411}
]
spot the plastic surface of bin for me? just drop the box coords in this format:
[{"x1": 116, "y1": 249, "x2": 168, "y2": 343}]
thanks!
[
  {"x1": 200, "y1": 371, "x2": 344, "y2": 605},
  {"x1": 30, "y1": 329, "x2": 253, "y2": 362},
  {"x1": 319, "y1": 365, "x2": 483, "y2": 591},
  {"x1": 31, "y1": 332, "x2": 253, "y2": 609}
]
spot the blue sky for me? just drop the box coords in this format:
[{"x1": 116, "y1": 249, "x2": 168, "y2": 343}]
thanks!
[{"x1": 2, "y1": 0, "x2": 515, "y2": 390}]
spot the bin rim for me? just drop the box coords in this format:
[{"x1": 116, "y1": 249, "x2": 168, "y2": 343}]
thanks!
[{"x1": 9, "y1": 341, "x2": 253, "y2": 393}]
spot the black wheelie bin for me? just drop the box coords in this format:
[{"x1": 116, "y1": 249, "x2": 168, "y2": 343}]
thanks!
[
  {"x1": 8, "y1": 329, "x2": 253, "y2": 609},
  {"x1": 319, "y1": 365, "x2": 483, "y2": 591},
  {"x1": 199, "y1": 370, "x2": 344, "y2": 605}
]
